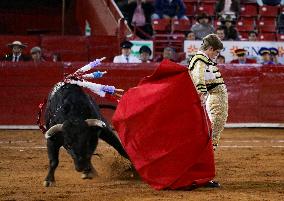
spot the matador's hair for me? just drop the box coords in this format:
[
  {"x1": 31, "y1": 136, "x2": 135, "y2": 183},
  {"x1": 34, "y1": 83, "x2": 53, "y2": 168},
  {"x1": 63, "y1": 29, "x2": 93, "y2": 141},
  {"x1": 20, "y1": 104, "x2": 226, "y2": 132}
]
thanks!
[{"x1": 200, "y1": 34, "x2": 224, "y2": 51}]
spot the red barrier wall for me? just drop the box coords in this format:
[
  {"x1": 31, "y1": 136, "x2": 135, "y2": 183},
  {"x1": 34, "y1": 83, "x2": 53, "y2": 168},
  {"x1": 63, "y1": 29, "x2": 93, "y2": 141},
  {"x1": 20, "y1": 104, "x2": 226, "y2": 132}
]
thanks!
[{"x1": 0, "y1": 62, "x2": 283, "y2": 126}]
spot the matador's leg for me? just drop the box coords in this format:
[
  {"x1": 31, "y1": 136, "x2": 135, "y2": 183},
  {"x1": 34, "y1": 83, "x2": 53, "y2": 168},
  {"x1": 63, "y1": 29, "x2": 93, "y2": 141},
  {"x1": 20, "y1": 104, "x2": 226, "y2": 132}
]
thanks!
[{"x1": 207, "y1": 85, "x2": 228, "y2": 147}]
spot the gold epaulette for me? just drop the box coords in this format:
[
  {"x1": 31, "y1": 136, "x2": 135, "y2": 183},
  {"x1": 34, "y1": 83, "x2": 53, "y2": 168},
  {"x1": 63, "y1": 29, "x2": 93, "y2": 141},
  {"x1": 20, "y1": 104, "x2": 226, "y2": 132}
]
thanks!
[{"x1": 188, "y1": 54, "x2": 215, "y2": 71}]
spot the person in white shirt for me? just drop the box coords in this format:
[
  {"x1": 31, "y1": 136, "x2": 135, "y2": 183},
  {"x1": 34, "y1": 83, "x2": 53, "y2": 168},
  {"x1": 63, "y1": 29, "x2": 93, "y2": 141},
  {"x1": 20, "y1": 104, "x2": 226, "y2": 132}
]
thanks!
[
  {"x1": 4, "y1": 41, "x2": 30, "y2": 62},
  {"x1": 113, "y1": 41, "x2": 141, "y2": 63}
]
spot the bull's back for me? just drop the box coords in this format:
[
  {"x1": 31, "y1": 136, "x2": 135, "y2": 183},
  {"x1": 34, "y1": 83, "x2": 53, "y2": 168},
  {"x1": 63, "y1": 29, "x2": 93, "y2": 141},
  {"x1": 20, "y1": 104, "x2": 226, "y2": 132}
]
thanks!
[{"x1": 45, "y1": 83, "x2": 101, "y2": 128}]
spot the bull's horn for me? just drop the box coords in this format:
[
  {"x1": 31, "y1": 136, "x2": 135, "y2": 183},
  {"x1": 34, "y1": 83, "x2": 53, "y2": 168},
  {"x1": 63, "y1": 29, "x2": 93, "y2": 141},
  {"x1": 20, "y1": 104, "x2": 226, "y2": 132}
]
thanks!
[
  {"x1": 85, "y1": 119, "x2": 106, "y2": 128},
  {"x1": 45, "y1": 124, "x2": 63, "y2": 139}
]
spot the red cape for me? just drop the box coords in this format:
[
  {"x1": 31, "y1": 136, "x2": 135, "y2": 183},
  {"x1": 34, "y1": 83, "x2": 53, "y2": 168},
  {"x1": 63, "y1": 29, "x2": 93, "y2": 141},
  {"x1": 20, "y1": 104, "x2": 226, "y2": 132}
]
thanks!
[{"x1": 112, "y1": 60, "x2": 215, "y2": 190}]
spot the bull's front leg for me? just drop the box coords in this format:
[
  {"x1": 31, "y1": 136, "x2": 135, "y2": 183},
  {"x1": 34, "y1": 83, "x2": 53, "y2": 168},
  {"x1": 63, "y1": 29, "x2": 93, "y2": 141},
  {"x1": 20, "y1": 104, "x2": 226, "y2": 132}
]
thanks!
[
  {"x1": 81, "y1": 160, "x2": 98, "y2": 179},
  {"x1": 43, "y1": 139, "x2": 61, "y2": 187}
]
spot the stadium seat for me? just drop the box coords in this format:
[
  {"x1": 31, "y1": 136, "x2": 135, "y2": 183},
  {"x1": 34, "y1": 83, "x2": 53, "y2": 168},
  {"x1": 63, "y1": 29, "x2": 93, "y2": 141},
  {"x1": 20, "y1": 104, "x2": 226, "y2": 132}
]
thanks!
[
  {"x1": 238, "y1": 31, "x2": 249, "y2": 40},
  {"x1": 172, "y1": 19, "x2": 191, "y2": 33},
  {"x1": 240, "y1": 4, "x2": 258, "y2": 17},
  {"x1": 276, "y1": 33, "x2": 284, "y2": 41},
  {"x1": 259, "y1": 5, "x2": 279, "y2": 17},
  {"x1": 185, "y1": 3, "x2": 196, "y2": 17},
  {"x1": 237, "y1": 18, "x2": 255, "y2": 32},
  {"x1": 152, "y1": 19, "x2": 171, "y2": 32},
  {"x1": 258, "y1": 20, "x2": 277, "y2": 33},
  {"x1": 197, "y1": 3, "x2": 215, "y2": 16},
  {"x1": 259, "y1": 33, "x2": 276, "y2": 41}
]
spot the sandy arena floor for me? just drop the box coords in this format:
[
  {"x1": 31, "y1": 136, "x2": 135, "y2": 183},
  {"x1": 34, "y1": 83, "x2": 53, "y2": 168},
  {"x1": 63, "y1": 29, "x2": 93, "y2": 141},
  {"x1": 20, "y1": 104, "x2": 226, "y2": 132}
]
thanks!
[{"x1": 0, "y1": 128, "x2": 283, "y2": 201}]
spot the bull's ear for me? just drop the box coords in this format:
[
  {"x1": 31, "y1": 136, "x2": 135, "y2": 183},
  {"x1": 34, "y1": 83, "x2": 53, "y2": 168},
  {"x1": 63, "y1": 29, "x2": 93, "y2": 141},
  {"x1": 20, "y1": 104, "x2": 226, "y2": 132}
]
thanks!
[
  {"x1": 85, "y1": 119, "x2": 106, "y2": 128},
  {"x1": 45, "y1": 124, "x2": 63, "y2": 139}
]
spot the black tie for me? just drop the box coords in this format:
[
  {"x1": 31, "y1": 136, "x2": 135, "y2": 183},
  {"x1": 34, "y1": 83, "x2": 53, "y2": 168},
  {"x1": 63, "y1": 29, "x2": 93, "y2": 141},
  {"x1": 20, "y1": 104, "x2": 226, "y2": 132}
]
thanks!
[{"x1": 126, "y1": 56, "x2": 129, "y2": 63}]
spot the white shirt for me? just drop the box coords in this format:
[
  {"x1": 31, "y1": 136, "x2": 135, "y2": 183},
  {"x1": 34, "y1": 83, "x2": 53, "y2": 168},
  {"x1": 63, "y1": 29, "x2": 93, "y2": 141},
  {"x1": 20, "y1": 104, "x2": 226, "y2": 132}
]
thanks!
[{"x1": 113, "y1": 54, "x2": 141, "y2": 63}]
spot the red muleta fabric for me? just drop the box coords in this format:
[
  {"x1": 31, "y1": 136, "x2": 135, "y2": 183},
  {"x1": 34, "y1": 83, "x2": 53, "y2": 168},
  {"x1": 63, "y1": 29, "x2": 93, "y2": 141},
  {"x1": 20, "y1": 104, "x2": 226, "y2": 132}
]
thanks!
[{"x1": 112, "y1": 59, "x2": 215, "y2": 190}]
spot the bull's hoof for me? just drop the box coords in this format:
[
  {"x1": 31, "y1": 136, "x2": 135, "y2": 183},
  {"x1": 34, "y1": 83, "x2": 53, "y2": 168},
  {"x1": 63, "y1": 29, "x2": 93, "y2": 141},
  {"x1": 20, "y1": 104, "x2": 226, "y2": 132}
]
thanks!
[
  {"x1": 43, "y1": 180, "x2": 55, "y2": 187},
  {"x1": 81, "y1": 169, "x2": 98, "y2": 179}
]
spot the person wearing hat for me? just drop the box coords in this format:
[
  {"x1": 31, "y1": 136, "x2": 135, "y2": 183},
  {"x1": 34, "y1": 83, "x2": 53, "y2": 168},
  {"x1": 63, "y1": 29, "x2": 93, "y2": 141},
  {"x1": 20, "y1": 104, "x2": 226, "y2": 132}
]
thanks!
[
  {"x1": 258, "y1": 47, "x2": 275, "y2": 65},
  {"x1": 188, "y1": 34, "x2": 228, "y2": 187},
  {"x1": 113, "y1": 41, "x2": 141, "y2": 63},
  {"x1": 221, "y1": 15, "x2": 239, "y2": 41},
  {"x1": 230, "y1": 48, "x2": 256, "y2": 64},
  {"x1": 30, "y1": 46, "x2": 46, "y2": 63},
  {"x1": 269, "y1": 47, "x2": 281, "y2": 64},
  {"x1": 4, "y1": 41, "x2": 30, "y2": 62},
  {"x1": 139, "y1": 45, "x2": 152, "y2": 63},
  {"x1": 191, "y1": 13, "x2": 215, "y2": 40}
]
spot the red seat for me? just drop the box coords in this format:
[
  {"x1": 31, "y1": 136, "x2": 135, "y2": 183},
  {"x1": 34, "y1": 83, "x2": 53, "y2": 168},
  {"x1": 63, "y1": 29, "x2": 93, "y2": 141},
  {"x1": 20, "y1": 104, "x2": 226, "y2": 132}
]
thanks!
[
  {"x1": 197, "y1": 3, "x2": 215, "y2": 16},
  {"x1": 238, "y1": 31, "x2": 249, "y2": 40},
  {"x1": 152, "y1": 19, "x2": 171, "y2": 32},
  {"x1": 172, "y1": 19, "x2": 191, "y2": 33},
  {"x1": 259, "y1": 33, "x2": 276, "y2": 41},
  {"x1": 258, "y1": 21, "x2": 276, "y2": 33},
  {"x1": 276, "y1": 34, "x2": 284, "y2": 41},
  {"x1": 236, "y1": 19, "x2": 255, "y2": 32},
  {"x1": 259, "y1": 5, "x2": 279, "y2": 17},
  {"x1": 240, "y1": 4, "x2": 258, "y2": 17},
  {"x1": 185, "y1": 3, "x2": 196, "y2": 16}
]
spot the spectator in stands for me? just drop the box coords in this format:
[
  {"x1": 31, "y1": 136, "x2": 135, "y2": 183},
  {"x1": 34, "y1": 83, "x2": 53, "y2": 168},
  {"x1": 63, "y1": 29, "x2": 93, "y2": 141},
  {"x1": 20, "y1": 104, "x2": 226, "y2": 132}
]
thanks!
[
  {"x1": 256, "y1": 0, "x2": 284, "y2": 6},
  {"x1": 152, "y1": 0, "x2": 188, "y2": 20},
  {"x1": 4, "y1": 41, "x2": 30, "y2": 62},
  {"x1": 155, "y1": 46, "x2": 176, "y2": 62},
  {"x1": 230, "y1": 48, "x2": 257, "y2": 64},
  {"x1": 258, "y1": 47, "x2": 275, "y2": 64},
  {"x1": 52, "y1": 53, "x2": 61, "y2": 62},
  {"x1": 30, "y1": 46, "x2": 45, "y2": 63},
  {"x1": 139, "y1": 45, "x2": 152, "y2": 63},
  {"x1": 269, "y1": 47, "x2": 281, "y2": 64},
  {"x1": 185, "y1": 31, "x2": 196, "y2": 40},
  {"x1": 191, "y1": 13, "x2": 215, "y2": 40},
  {"x1": 113, "y1": 41, "x2": 141, "y2": 63},
  {"x1": 216, "y1": 27, "x2": 226, "y2": 41},
  {"x1": 217, "y1": 54, "x2": 226, "y2": 64},
  {"x1": 124, "y1": 0, "x2": 154, "y2": 39},
  {"x1": 248, "y1": 31, "x2": 258, "y2": 41},
  {"x1": 215, "y1": 0, "x2": 240, "y2": 19},
  {"x1": 277, "y1": 13, "x2": 284, "y2": 34},
  {"x1": 221, "y1": 15, "x2": 239, "y2": 41}
]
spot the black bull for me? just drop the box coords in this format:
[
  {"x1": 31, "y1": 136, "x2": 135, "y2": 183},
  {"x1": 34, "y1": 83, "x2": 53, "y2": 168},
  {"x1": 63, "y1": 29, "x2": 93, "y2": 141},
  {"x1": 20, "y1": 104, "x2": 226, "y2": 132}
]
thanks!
[{"x1": 43, "y1": 83, "x2": 128, "y2": 187}]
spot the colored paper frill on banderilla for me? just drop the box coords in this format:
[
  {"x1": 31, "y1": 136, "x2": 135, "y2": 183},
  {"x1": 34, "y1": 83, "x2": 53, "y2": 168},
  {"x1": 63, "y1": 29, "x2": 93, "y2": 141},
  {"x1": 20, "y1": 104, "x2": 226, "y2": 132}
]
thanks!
[{"x1": 112, "y1": 59, "x2": 215, "y2": 190}]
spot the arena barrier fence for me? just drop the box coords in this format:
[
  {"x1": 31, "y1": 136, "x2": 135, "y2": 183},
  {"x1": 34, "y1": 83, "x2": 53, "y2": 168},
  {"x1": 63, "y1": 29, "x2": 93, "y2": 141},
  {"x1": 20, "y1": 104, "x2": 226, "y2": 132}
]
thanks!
[{"x1": 0, "y1": 62, "x2": 283, "y2": 128}]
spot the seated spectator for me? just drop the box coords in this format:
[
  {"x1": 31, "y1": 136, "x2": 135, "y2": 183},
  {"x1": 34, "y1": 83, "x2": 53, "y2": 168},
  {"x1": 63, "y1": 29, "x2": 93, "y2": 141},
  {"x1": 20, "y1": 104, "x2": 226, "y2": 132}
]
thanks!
[
  {"x1": 155, "y1": 46, "x2": 176, "y2": 62},
  {"x1": 185, "y1": 31, "x2": 196, "y2": 40},
  {"x1": 248, "y1": 31, "x2": 258, "y2": 41},
  {"x1": 139, "y1": 45, "x2": 152, "y2": 63},
  {"x1": 216, "y1": 27, "x2": 226, "y2": 41},
  {"x1": 3, "y1": 41, "x2": 30, "y2": 62},
  {"x1": 230, "y1": 48, "x2": 257, "y2": 64},
  {"x1": 220, "y1": 15, "x2": 239, "y2": 40},
  {"x1": 256, "y1": 0, "x2": 284, "y2": 6},
  {"x1": 191, "y1": 13, "x2": 215, "y2": 40},
  {"x1": 269, "y1": 47, "x2": 281, "y2": 64},
  {"x1": 52, "y1": 53, "x2": 61, "y2": 62},
  {"x1": 217, "y1": 54, "x2": 226, "y2": 64},
  {"x1": 124, "y1": 0, "x2": 154, "y2": 39},
  {"x1": 152, "y1": 0, "x2": 188, "y2": 20},
  {"x1": 113, "y1": 41, "x2": 141, "y2": 63},
  {"x1": 30, "y1": 46, "x2": 45, "y2": 63},
  {"x1": 277, "y1": 13, "x2": 284, "y2": 34},
  {"x1": 215, "y1": 0, "x2": 240, "y2": 19},
  {"x1": 258, "y1": 47, "x2": 275, "y2": 64}
]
